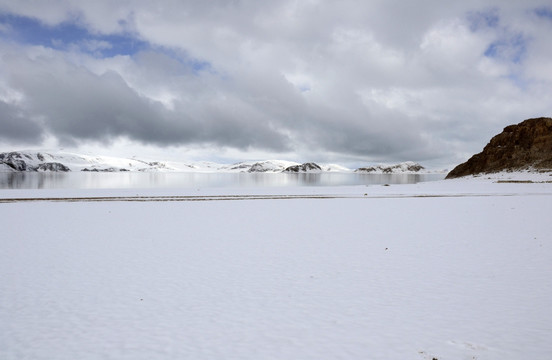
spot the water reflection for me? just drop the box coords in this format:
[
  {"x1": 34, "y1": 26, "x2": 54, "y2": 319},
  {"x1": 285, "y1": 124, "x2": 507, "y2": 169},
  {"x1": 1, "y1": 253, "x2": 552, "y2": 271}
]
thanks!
[{"x1": 0, "y1": 172, "x2": 444, "y2": 189}]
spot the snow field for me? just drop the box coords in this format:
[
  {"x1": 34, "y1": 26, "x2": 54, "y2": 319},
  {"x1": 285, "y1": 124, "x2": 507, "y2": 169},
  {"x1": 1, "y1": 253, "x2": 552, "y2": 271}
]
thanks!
[{"x1": 1, "y1": 181, "x2": 552, "y2": 359}]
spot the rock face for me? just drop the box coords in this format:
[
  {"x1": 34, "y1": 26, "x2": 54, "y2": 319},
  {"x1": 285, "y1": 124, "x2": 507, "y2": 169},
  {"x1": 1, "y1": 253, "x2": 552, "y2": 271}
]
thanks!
[
  {"x1": 283, "y1": 163, "x2": 322, "y2": 173},
  {"x1": 355, "y1": 162, "x2": 425, "y2": 174},
  {"x1": 446, "y1": 117, "x2": 552, "y2": 179},
  {"x1": 0, "y1": 152, "x2": 33, "y2": 171},
  {"x1": 37, "y1": 162, "x2": 71, "y2": 172}
]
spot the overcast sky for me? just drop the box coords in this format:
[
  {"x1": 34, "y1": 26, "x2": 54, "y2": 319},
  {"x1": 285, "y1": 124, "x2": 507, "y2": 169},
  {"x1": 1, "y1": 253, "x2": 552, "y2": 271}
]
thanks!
[{"x1": 1, "y1": 1, "x2": 551, "y2": 168}]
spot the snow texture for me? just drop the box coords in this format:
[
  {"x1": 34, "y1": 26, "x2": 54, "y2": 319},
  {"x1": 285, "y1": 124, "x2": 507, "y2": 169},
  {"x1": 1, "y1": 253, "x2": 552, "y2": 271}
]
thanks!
[{"x1": 1, "y1": 176, "x2": 551, "y2": 360}]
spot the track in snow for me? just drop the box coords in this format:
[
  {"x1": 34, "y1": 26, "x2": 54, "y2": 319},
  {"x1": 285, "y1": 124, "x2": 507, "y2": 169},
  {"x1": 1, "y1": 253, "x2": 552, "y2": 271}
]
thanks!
[{"x1": 1, "y1": 193, "x2": 550, "y2": 203}]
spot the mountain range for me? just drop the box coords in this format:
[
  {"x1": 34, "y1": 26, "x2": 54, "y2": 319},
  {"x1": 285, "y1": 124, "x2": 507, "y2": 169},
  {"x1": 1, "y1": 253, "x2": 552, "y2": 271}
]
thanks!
[{"x1": 0, "y1": 150, "x2": 436, "y2": 174}]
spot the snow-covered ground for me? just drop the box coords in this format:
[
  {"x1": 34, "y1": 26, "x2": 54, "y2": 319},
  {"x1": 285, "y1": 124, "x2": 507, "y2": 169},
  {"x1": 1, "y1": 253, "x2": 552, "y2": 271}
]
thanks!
[{"x1": 1, "y1": 174, "x2": 551, "y2": 360}]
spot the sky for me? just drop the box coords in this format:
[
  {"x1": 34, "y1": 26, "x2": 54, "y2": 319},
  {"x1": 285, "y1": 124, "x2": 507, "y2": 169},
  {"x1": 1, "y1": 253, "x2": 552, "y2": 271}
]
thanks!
[{"x1": 0, "y1": 1, "x2": 551, "y2": 169}]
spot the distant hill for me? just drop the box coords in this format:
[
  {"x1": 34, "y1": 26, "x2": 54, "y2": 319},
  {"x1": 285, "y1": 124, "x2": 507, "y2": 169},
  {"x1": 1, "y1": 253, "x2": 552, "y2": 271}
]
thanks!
[{"x1": 446, "y1": 117, "x2": 552, "y2": 179}]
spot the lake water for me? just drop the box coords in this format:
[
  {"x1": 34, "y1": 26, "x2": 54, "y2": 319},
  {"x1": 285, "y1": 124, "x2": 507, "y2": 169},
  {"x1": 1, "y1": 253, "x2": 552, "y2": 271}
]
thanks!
[{"x1": 0, "y1": 172, "x2": 445, "y2": 189}]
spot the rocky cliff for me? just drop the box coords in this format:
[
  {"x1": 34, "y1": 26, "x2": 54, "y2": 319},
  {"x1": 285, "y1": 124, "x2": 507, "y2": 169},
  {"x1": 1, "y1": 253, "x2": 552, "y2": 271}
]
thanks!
[{"x1": 446, "y1": 117, "x2": 552, "y2": 179}]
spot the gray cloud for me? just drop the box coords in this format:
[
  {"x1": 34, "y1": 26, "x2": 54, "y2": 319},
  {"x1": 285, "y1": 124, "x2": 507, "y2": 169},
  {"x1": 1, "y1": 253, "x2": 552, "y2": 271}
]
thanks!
[
  {"x1": 2, "y1": 51, "x2": 293, "y2": 151},
  {"x1": 0, "y1": 100, "x2": 43, "y2": 143}
]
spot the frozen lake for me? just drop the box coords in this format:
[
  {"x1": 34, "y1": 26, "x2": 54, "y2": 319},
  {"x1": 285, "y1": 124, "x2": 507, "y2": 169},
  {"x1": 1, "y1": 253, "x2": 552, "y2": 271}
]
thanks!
[{"x1": 0, "y1": 172, "x2": 444, "y2": 189}]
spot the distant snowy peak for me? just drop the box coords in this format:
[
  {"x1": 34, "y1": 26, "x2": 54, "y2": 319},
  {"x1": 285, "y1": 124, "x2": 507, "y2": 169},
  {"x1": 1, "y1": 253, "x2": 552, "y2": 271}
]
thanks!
[
  {"x1": 222, "y1": 161, "x2": 349, "y2": 173},
  {"x1": 0, "y1": 151, "x2": 177, "y2": 172},
  {"x1": 211, "y1": 160, "x2": 296, "y2": 173},
  {"x1": 248, "y1": 160, "x2": 297, "y2": 173},
  {"x1": 237, "y1": 160, "x2": 300, "y2": 173},
  {"x1": 0, "y1": 151, "x2": 71, "y2": 172},
  {"x1": 226, "y1": 161, "x2": 351, "y2": 173},
  {"x1": 355, "y1": 162, "x2": 426, "y2": 174}
]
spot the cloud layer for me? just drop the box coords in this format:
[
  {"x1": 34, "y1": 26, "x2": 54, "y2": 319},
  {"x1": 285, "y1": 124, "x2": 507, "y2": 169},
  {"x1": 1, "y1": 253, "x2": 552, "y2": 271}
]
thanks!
[{"x1": 1, "y1": 0, "x2": 552, "y2": 167}]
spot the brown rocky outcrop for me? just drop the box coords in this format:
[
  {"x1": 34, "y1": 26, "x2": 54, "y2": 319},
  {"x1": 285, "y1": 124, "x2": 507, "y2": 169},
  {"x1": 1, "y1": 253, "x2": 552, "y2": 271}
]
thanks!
[{"x1": 446, "y1": 117, "x2": 552, "y2": 179}]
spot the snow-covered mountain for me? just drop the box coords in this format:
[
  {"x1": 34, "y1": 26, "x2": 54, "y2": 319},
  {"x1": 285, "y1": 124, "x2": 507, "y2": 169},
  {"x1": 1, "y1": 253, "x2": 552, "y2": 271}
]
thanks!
[
  {"x1": 0, "y1": 151, "x2": 186, "y2": 172},
  {"x1": 220, "y1": 160, "x2": 301, "y2": 173},
  {"x1": 0, "y1": 150, "x2": 435, "y2": 173}
]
